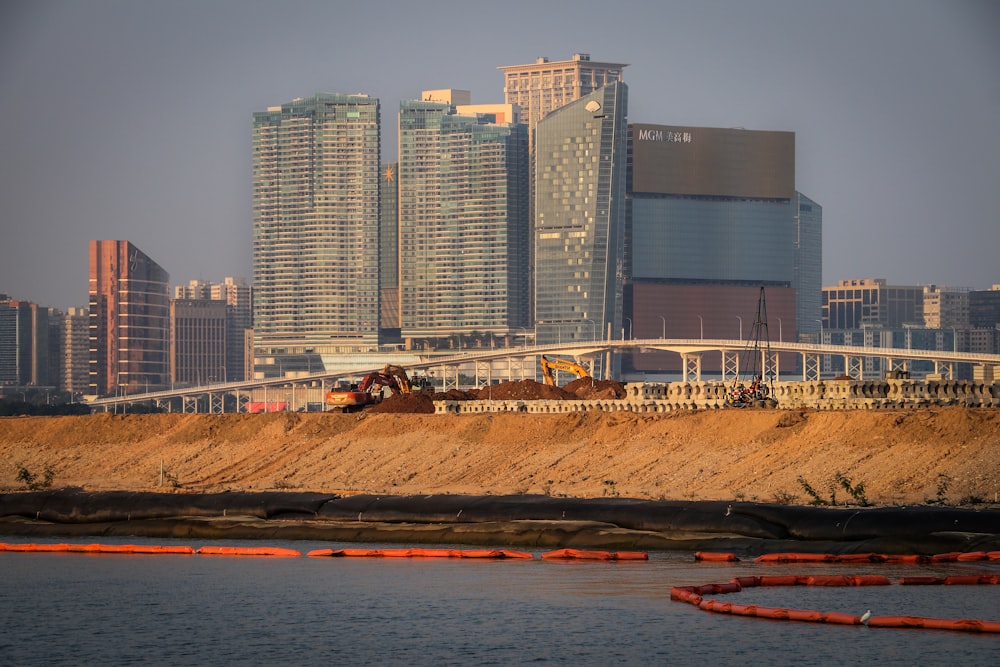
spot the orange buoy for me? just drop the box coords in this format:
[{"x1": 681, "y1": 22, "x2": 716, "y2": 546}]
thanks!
[
  {"x1": 695, "y1": 551, "x2": 738, "y2": 562},
  {"x1": 196, "y1": 546, "x2": 301, "y2": 557},
  {"x1": 848, "y1": 575, "x2": 891, "y2": 586},
  {"x1": 821, "y1": 611, "x2": 861, "y2": 625},
  {"x1": 867, "y1": 615, "x2": 927, "y2": 629},
  {"x1": 541, "y1": 548, "x2": 613, "y2": 560},
  {"x1": 900, "y1": 576, "x2": 943, "y2": 585},
  {"x1": 732, "y1": 575, "x2": 761, "y2": 589},
  {"x1": 759, "y1": 575, "x2": 800, "y2": 587},
  {"x1": 882, "y1": 554, "x2": 927, "y2": 564},
  {"x1": 805, "y1": 575, "x2": 851, "y2": 587},
  {"x1": 929, "y1": 552, "x2": 962, "y2": 563},
  {"x1": 755, "y1": 553, "x2": 830, "y2": 563}
]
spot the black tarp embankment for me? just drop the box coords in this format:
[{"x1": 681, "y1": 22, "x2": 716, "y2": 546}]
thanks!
[
  {"x1": 2, "y1": 491, "x2": 999, "y2": 552},
  {"x1": 0, "y1": 489, "x2": 335, "y2": 523}
]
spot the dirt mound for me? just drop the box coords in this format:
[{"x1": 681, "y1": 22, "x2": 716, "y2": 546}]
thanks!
[
  {"x1": 358, "y1": 379, "x2": 629, "y2": 413},
  {"x1": 563, "y1": 378, "x2": 628, "y2": 400},
  {"x1": 367, "y1": 393, "x2": 436, "y2": 414},
  {"x1": 373, "y1": 378, "x2": 628, "y2": 407},
  {"x1": 472, "y1": 379, "x2": 574, "y2": 401}
]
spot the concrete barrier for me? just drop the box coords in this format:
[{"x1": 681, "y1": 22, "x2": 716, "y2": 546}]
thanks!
[{"x1": 434, "y1": 379, "x2": 1000, "y2": 414}]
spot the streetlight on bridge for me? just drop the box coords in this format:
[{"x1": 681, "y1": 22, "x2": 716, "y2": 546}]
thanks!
[
  {"x1": 658, "y1": 315, "x2": 666, "y2": 339},
  {"x1": 736, "y1": 316, "x2": 743, "y2": 341},
  {"x1": 697, "y1": 315, "x2": 703, "y2": 340}
]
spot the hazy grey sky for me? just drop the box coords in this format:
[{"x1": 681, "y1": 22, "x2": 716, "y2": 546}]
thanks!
[{"x1": 1, "y1": 0, "x2": 997, "y2": 310}]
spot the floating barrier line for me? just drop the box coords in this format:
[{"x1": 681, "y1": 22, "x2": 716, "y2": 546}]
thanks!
[
  {"x1": 693, "y1": 550, "x2": 1000, "y2": 564},
  {"x1": 0, "y1": 542, "x2": 196, "y2": 555},
  {"x1": 671, "y1": 573, "x2": 1000, "y2": 633},
  {"x1": 1, "y1": 542, "x2": 535, "y2": 560},
  {"x1": 306, "y1": 548, "x2": 534, "y2": 559},
  {"x1": 0, "y1": 542, "x2": 302, "y2": 557},
  {"x1": 195, "y1": 546, "x2": 302, "y2": 557},
  {"x1": 540, "y1": 548, "x2": 648, "y2": 561}
]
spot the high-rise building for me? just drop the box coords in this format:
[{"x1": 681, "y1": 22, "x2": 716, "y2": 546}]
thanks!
[
  {"x1": 0, "y1": 295, "x2": 49, "y2": 387},
  {"x1": 174, "y1": 280, "x2": 213, "y2": 300},
  {"x1": 173, "y1": 277, "x2": 252, "y2": 383},
  {"x1": 211, "y1": 277, "x2": 252, "y2": 383},
  {"x1": 88, "y1": 240, "x2": 170, "y2": 396},
  {"x1": 379, "y1": 162, "x2": 400, "y2": 338},
  {"x1": 822, "y1": 278, "x2": 924, "y2": 330},
  {"x1": 176, "y1": 277, "x2": 253, "y2": 382},
  {"x1": 499, "y1": 54, "x2": 627, "y2": 141},
  {"x1": 969, "y1": 285, "x2": 1000, "y2": 330},
  {"x1": 170, "y1": 298, "x2": 227, "y2": 386},
  {"x1": 922, "y1": 285, "x2": 970, "y2": 329},
  {"x1": 252, "y1": 94, "x2": 381, "y2": 354},
  {"x1": 397, "y1": 91, "x2": 529, "y2": 340},
  {"x1": 45, "y1": 307, "x2": 63, "y2": 391},
  {"x1": 624, "y1": 124, "x2": 820, "y2": 373},
  {"x1": 534, "y1": 82, "x2": 628, "y2": 357},
  {"x1": 62, "y1": 307, "x2": 89, "y2": 396},
  {"x1": 500, "y1": 54, "x2": 628, "y2": 323}
]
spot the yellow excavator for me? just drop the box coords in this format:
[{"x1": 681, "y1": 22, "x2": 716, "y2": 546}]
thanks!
[{"x1": 539, "y1": 355, "x2": 591, "y2": 386}]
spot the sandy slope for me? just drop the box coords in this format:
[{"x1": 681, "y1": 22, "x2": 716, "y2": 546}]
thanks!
[{"x1": 1, "y1": 408, "x2": 998, "y2": 506}]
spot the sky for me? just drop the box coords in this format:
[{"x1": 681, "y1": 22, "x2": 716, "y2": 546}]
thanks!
[{"x1": 1, "y1": 0, "x2": 998, "y2": 311}]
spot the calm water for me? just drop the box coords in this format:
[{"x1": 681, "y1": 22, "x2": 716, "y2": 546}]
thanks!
[{"x1": 1, "y1": 538, "x2": 998, "y2": 666}]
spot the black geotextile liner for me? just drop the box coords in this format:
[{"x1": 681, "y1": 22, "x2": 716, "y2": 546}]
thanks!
[
  {"x1": 316, "y1": 495, "x2": 787, "y2": 539},
  {"x1": 2, "y1": 491, "x2": 998, "y2": 546},
  {"x1": 0, "y1": 489, "x2": 336, "y2": 523},
  {"x1": 313, "y1": 494, "x2": 1000, "y2": 541}
]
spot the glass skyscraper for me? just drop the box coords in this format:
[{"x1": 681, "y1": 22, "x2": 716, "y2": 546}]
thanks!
[
  {"x1": 397, "y1": 98, "x2": 529, "y2": 339},
  {"x1": 88, "y1": 240, "x2": 170, "y2": 396},
  {"x1": 624, "y1": 123, "x2": 822, "y2": 374},
  {"x1": 252, "y1": 94, "x2": 381, "y2": 349},
  {"x1": 534, "y1": 82, "x2": 628, "y2": 348}
]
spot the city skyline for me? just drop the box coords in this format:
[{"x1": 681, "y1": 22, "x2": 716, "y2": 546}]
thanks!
[{"x1": 2, "y1": 0, "x2": 999, "y2": 311}]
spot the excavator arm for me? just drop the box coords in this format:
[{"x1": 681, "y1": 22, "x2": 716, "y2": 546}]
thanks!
[
  {"x1": 381, "y1": 365, "x2": 412, "y2": 394},
  {"x1": 540, "y1": 355, "x2": 591, "y2": 386}
]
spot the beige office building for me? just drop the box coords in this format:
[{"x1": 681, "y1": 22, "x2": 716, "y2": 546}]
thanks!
[{"x1": 498, "y1": 53, "x2": 627, "y2": 138}]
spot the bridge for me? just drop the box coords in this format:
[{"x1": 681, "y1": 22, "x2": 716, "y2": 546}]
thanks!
[{"x1": 87, "y1": 338, "x2": 1000, "y2": 413}]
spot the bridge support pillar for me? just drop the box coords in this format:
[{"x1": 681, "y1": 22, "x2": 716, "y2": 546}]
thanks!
[
  {"x1": 765, "y1": 350, "x2": 779, "y2": 381},
  {"x1": 934, "y1": 360, "x2": 954, "y2": 379},
  {"x1": 845, "y1": 355, "x2": 864, "y2": 380},
  {"x1": 887, "y1": 357, "x2": 909, "y2": 373},
  {"x1": 682, "y1": 353, "x2": 703, "y2": 382},
  {"x1": 722, "y1": 351, "x2": 739, "y2": 382},
  {"x1": 801, "y1": 353, "x2": 820, "y2": 381}
]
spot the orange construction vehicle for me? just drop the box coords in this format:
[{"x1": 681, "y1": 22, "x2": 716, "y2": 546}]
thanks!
[
  {"x1": 539, "y1": 355, "x2": 591, "y2": 386},
  {"x1": 325, "y1": 364, "x2": 420, "y2": 412}
]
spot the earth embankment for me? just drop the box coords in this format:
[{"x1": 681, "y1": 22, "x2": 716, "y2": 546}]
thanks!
[{"x1": 1, "y1": 407, "x2": 998, "y2": 505}]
